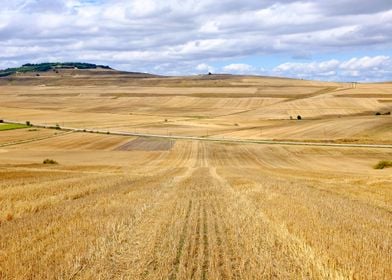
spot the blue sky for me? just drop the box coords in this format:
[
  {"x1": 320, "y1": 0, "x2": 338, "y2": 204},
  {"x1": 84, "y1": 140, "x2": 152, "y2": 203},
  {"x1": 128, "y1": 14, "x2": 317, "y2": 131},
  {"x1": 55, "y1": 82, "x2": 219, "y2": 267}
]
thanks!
[{"x1": 0, "y1": 0, "x2": 392, "y2": 81}]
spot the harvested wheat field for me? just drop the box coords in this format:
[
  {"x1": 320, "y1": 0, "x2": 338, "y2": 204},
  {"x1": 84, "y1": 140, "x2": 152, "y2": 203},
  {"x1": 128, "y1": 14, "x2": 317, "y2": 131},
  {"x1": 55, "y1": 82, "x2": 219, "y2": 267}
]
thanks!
[{"x1": 0, "y1": 71, "x2": 392, "y2": 279}]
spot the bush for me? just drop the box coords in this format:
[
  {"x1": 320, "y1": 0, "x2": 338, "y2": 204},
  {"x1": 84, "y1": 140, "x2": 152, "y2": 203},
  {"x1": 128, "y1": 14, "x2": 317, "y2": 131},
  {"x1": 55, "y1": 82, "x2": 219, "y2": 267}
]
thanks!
[
  {"x1": 375, "y1": 112, "x2": 381, "y2": 116},
  {"x1": 43, "y1": 159, "x2": 58, "y2": 165},
  {"x1": 26, "y1": 121, "x2": 31, "y2": 126},
  {"x1": 374, "y1": 160, "x2": 392, "y2": 169},
  {"x1": 297, "y1": 115, "x2": 302, "y2": 120}
]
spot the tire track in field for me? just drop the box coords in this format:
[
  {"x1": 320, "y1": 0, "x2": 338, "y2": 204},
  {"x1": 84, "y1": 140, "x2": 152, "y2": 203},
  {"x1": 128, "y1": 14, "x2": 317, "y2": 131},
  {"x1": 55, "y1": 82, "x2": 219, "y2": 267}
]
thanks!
[
  {"x1": 141, "y1": 198, "x2": 179, "y2": 278},
  {"x1": 210, "y1": 202, "x2": 231, "y2": 279},
  {"x1": 83, "y1": 142, "x2": 200, "y2": 279},
  {"x1": 172, "y1": 169, "x2": 205, "y2": 280},
  {"x1": 178, "y1": 167, "x2": 239, "y2": 280},
  {"x1": 169, "y1": 199, "x2": 193, "y2": 280},
  {"x1": 169, "y1": 167, "x2": 213, "y2": 280},
  {"x1": 89, "y1": 142, "x2": 200, "y2": 279},
  {"x1": 201, "y1": 202, "x2": 209, "y2": 280},
  {"x1": 213, "y1": 192, "x2": 242, "y2": 279},
  {"x1": 189, "y1": 201, "x2": 202, "y2": 279}
]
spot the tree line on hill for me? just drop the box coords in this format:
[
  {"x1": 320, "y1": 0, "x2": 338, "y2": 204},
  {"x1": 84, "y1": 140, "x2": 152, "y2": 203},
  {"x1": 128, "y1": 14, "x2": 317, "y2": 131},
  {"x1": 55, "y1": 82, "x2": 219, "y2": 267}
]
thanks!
[{"x1": 0, "y1": 62, "x2": 111, "y2": 77}]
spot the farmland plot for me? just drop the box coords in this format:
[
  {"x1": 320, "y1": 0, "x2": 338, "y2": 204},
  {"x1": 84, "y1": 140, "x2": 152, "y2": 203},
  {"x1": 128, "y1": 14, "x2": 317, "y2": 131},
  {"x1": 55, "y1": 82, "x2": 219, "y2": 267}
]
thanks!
[{"x1": 0, "y1": 138, "x2": 391, "y2": 279}]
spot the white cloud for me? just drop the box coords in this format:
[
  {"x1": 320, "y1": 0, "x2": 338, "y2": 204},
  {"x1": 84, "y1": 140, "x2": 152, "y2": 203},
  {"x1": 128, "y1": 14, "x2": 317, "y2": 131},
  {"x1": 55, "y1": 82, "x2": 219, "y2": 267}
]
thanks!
[
  {"x1": 222, "y1": 63, "x2": 256, "y2": 74},
  {"x1": 339, "y1": 56, "x2": 390, "y2": 70},
  {"x1": 273, "y1": 56, "x2": 392, "y2": 81},
  {"x1": 274, "y1": 59, "x2": 340, "y2": 74},
  {"x1": 196, "y1": 63, "x2": 215, "y2": 73},
  {"x1": 199, "y1": 21, "x2": 220, "y2": 33},
  {"x1": 0, "y1": 1, "x2": 391, "y2": 81}
]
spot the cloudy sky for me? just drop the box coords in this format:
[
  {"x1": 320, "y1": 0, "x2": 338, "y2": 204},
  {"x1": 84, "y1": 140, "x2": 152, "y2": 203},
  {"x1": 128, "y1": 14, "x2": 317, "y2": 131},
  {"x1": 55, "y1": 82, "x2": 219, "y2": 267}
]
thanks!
[{"x1": 1, "y1": 0, "x2": 392, "y2": 81}]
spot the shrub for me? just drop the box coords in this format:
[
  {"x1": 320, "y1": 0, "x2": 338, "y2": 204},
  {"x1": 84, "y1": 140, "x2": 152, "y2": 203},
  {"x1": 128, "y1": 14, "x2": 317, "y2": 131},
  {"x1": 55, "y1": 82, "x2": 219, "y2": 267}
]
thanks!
[
  {"x1": 26, "y1": 121, "x2": 31, "y2": 126},
  {"x1": 0, "y1": 119, "x2": 3, "y2": 123},
  {"x1": 43, "y1": 159, "x2": 58, "y2": 165},
  {"x1": 297, "y1": 115, "x2": 302, "y2": 120},
  {"x1": 375, "y1": 112, "x2": 381, "y2": 116},
  {"x1": 6, "y1": 213, "x2": 13, "y2": 221},
  {"x1": 374, "y1": 160, "x2": 392, "y2": 169}
]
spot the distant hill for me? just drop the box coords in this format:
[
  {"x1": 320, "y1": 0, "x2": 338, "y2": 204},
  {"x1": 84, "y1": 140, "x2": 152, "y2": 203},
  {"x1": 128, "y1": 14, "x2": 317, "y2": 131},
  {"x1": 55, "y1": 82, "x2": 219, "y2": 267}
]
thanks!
[{"x1": 0, "y1": 62, "x2": 112, "y2": 77}]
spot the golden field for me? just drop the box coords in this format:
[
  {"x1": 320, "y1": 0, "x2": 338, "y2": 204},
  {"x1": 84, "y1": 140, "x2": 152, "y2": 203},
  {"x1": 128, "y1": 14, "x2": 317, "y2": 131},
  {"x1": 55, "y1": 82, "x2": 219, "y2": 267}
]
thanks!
[{"x1": 0, "y1": 70, "x2": 391, "y2": 279}]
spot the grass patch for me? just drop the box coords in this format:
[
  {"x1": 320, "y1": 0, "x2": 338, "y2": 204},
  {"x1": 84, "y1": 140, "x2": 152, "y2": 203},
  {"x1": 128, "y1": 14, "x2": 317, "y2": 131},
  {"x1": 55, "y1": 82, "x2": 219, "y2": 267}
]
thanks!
[
  {"x1": 374, "y1": 160, "x2": 392, "y2": 169},
  {"x1": 0, "y1": 123, "x2": 29, "y2": 131},
  {"x1": 43, "y1": 159, "x2": 58, "y2": 165}
]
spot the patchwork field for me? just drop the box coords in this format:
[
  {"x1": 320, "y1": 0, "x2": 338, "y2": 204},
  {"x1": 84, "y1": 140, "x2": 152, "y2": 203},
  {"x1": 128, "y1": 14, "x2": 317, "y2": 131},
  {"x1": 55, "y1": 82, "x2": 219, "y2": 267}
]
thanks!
[{"x1": 0, "y1": 71, "x2": 391, "y2": 279}]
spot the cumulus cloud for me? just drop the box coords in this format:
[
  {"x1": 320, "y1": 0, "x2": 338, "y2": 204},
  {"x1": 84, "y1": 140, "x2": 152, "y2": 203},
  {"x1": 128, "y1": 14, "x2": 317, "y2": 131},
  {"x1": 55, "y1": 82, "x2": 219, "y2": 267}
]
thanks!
[
  {"x1": 196, "y1": 63, "x2": 215, "y2": 73},
  {"x1": 0, "y1": 0, "x2": 391, "y2": 80},
  {"x1": 273, "y1": 56, "x2": 392, "y2": 81},
  {"x1": 222, "y1": 64, "x2": 256, "y2": 74}
]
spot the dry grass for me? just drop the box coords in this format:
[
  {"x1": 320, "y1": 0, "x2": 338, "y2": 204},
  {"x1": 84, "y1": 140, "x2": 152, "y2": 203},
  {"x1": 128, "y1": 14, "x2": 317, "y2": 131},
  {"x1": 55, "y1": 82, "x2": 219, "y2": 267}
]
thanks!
[
  {"x1": 0, "y1": 138, "x2": 391, "y2": 279},
  {"x1": 0, "y1": 74, "x2": 390, "y2": 143},
  {"x1": 0, "y1": 73, "x2": 392, "y2": 279}
]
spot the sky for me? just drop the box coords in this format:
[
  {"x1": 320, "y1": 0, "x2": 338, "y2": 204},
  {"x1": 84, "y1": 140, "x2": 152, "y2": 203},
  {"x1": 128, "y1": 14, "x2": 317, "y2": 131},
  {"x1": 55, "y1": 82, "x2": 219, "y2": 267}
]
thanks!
[{"x1": 0, "y1": 0, "x2": 392, "y2": 81}]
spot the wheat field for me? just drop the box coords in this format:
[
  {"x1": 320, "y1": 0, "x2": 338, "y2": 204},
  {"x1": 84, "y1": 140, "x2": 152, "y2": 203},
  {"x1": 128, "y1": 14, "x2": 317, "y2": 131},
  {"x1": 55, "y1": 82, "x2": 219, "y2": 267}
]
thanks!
[{"x1": 0, "y1": 72, "x2": 392, "y2": 279}]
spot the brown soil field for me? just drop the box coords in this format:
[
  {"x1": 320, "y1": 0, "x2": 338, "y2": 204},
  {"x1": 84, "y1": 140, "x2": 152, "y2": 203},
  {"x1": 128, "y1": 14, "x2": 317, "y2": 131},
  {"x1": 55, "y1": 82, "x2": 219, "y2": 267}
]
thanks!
[
  {"x1": 116, "y1": 137, "x2": 175, "y2": 151},
  {"x1": 0, "y1": 71, "x2": 391, "y2": 279}
]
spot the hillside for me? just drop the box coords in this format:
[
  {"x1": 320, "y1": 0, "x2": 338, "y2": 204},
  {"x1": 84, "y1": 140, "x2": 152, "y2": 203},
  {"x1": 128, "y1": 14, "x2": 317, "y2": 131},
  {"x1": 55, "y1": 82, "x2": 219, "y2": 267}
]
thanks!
[
  {"x1": 0, "y1": 62, "x2": 113, "y2": 77},
  {"x1": 0, "y1": 63, "x2": 162, "y2": 85},
  {"x1": 0, "y1": 70, "x2": 392, "y2": 279},
  {"x1": 0, "y1": 73, "x2": 391, "y2": 143}
]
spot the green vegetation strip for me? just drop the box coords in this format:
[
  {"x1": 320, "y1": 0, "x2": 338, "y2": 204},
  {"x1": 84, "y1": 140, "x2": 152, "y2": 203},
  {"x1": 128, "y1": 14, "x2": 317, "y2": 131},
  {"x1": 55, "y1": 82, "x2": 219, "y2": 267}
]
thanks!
[{"x1": 0, "y1": 123, "x2": 29, "y2": 131}]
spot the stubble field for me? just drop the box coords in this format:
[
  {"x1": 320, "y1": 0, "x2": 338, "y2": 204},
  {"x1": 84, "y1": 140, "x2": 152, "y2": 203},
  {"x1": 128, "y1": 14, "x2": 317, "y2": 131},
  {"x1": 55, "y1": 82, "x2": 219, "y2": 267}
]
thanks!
[{"x1": 0, "y1": 70, "x2": 391, "y2": 279}]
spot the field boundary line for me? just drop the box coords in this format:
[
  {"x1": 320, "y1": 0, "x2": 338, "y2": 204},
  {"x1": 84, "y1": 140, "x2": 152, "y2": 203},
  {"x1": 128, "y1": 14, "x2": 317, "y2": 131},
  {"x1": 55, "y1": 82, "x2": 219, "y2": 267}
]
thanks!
[
  {"x1": 3, "y1": 119, "x2": 392, "y2": 149},
  {"x1": 0, "y1": 129, "x2": 72, "y2": 148}
]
